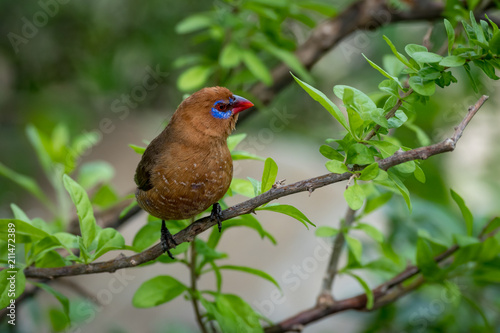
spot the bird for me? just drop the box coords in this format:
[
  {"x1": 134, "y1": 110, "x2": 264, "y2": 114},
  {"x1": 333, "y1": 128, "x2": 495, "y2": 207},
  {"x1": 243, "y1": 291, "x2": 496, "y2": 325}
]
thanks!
[{"x1": 134, "y1": 86, "x2": 254, "y2": 259}]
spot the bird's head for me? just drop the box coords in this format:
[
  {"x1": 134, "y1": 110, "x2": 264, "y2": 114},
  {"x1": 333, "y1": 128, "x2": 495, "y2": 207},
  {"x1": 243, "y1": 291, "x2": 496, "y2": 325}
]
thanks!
[{"x1": 173, "y1": 86, "x2": 254, "y2": 139}]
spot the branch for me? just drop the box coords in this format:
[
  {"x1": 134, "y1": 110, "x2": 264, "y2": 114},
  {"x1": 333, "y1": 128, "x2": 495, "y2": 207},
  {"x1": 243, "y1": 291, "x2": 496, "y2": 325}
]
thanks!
[
  {"x1": 264, "y1": 213, "x2": 500, "y2": 333},
  {"x1": 22, "y1": 95, "x2": 488, "y2": 279},
  {"x1": 246, "y1": 0, "x2": 445, "y2": 110}
]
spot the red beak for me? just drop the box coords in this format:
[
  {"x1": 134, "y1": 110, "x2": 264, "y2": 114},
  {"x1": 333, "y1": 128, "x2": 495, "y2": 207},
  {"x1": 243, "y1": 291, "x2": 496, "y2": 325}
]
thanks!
[{"x1": 232, "y1": 95, "x2": 254, "y2": 114}]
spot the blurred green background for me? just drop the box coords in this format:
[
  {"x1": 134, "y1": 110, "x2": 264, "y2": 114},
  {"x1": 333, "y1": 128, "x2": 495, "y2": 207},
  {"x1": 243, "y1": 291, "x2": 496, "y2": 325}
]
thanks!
[{"x1": 1, "y1": 0, "x2": 500, "y2": 332}]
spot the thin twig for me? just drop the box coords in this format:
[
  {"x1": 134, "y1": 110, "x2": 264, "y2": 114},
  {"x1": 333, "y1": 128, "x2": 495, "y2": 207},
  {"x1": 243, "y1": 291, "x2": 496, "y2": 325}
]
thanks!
[
  {"x1": 317, "y1": 207, "x2": 356, "y2": 306},
  {"x1": 189, "y1": 239, "x2": 208, "y2": 333},
  {"x1": 20, "y1": 95, "x2": 488, "y2": 280}
]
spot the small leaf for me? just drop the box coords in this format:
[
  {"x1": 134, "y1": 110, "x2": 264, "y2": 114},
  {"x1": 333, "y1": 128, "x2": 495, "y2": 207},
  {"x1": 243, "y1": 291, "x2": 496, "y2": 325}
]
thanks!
[
  {"x1": 77, "y1": 161, "x2": 114, "y2": 190},
  {"x1": 355, "y1": 223, "x2": 384, "y2": 243},
  {"x1": 261, "y1": 158, "x2": 278, "y2": 193},
  {"x1": 347, "y1": 272, "x2": 374, "y2": 309},
  {"x1": 444, "y1": 19, "x2": 455, "y2": 55},
  {"x1": 363, "y1": 192, "x2": 393, "y2": 216},
  {"x1": 414, "y1": 164, "x2": 426, "y2": 183},
  {"x1": 175, "y1": 14, "x2": 212, "y2": 34},
  {"x1": 410, "y1": 51, "x2": 443, "y2": 63},
  {"x1": 93, "y1": 228, "x2": 125, "y2": 259},
  {"x1": 257, "y1": 204, "x2": 315, "y2": 228},
  {"x1": 345, "y1": 234, "x2": 363, "y2": 263},
  {"x1": 315, "y1": 226, "x2": 339, "y2": 237},
  {"x1": 227, "y1": 133, "x2": 247, "y2": 152},
  {"x1": 218, "y1": 265, "x2": 280, "y2": 290},
  {"x1": 325, "y1": 160, "x2": 349, "y2": 174},
  {"x1": 319, "y1": 145, "x2": 344, "y2": 161},
  {"x1": 63, "y1": 175, "x2": 97, "y2": 249},
  {"x1": 177, "y1": 65, "x2": 213, "y2": 92},
  {"x1": 416, "y1": 237, "x2": 441, "y2": 280},
  {"x1": 382, "y1": 36, "x2": 415, "y2": 69},
  {"x1": 450, "y1": 189, "x2": 474, "y2": 236},
  {"x1": 31, "y1": 282, "x2": 70, "y2": 320},
  {"x1": 230, "y1": 178, "x2": 256, "y2": 198},
  {"x1": 408, "y1": 76, "x2": 436, "y2": 96},
  {"x1": 359, "y1": 163, "x2": 379, "y2": 181},
  {"x1": 405, "y1": 44, "x2": 428, "y2": 59},
  {"x1": 220, "y1": 43, "x2": 242, "y2": 68},
  {"x1": 346, "y1": 143, "x2": 375, "y2": 165},
  {"x1": 388, "y1": 171, "x2": 412, "y2": 212},
  {"x1": 291, "y1": 73, "x2": 349, "y2": 131},
  {"x1": 439, "y1": 56, "x2": 466, "y2": 67},
  {"x1": 0, "y1": 163, "x2": 51, "y2": 208},
  {"x1": 242, "y1": 50, "x2": 272, "y2": 85},
  {"x1": 344, "y1": 184, "x2": 365, "y2": 210},
  {"x1": 363, "y1": 54, "x2": 403, "y2": 88},
  {"x1": 0, "y1": 219, "x2": 49, "y2": 243},
  {"x1": 133, "y1": 276, "x2": 188, "y2": 308},
  {"x1": 129, "y1": 144, "x2": 146, "y2": 154}
]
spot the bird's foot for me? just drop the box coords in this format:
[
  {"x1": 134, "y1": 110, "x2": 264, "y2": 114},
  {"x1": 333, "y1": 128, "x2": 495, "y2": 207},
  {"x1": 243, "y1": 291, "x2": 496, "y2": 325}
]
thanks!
[
  {"x1": 161, "y1": 220, "x2": 177, "y2": 259},
  {"x1": 210, "y1": 203, "x2": 223, "y2": 232}
]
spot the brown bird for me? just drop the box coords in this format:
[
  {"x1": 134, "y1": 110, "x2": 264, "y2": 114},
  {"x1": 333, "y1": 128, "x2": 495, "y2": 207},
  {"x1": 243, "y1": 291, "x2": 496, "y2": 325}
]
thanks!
[{"x1": 134, "y1": 87, "x2": 254, "y2": 258}]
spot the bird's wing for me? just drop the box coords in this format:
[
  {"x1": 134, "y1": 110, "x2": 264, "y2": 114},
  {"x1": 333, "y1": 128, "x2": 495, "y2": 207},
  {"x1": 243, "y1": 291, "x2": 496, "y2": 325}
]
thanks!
[{"x1": 134, "y1": 134, "x2": 166, "y2": 191}]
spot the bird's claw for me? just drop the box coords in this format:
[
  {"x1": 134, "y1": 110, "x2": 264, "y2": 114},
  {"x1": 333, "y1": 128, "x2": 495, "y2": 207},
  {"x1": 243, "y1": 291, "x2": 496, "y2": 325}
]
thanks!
[
  {"x1": 161, "y1": 220, "x2": 177, "y2": 259},
  {"x1": 210, "y1": 203, "x2": 223, "y2": 232}
]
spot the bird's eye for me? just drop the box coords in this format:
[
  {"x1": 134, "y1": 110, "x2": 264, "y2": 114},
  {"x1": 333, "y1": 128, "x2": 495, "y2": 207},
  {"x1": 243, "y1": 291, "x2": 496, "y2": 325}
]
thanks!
[{"x1": 217, "y1": 103, "x2": 227, "y2": 112}]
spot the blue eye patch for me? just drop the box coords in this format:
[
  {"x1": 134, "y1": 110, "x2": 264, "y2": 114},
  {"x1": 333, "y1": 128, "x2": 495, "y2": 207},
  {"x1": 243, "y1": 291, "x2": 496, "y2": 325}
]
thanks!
[{"x1": 211, "y1": 99, "x2": 233, "y2": 119}]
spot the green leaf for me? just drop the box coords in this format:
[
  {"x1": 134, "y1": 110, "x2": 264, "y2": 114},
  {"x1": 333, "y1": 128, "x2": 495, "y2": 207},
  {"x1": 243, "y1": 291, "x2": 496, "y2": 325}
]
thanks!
[
  {"x1": 119, "y1": 200, "x2": 138, "y2": 219},
  {"x1": 408, "y1": 76, "x2": 436, "y2": 96},
  {"x1": 291, "y1": 73, "x2": 349, "y2": 131},
  {"x1": 77, "y1": 161, "x2": 115, "y2": 190},
  {"x1": 31, "y1": 282, "x2": 70, "y2": 320},
  {"x1": 315, "y1": 226, "x2": 339, "y2": 237},
  {"x1": 10, "y1": 204, "x2": 30, "y2": 222},
  {"x1": 345, "y1": 234, "x2": 363, "y2": 263},
  {"x1": 231, "y1": 150, "x2": 265, "y2": 161},
  {"x1": 0, "y1": 270, "x2": 25, "y2": 309},
  {"x1": 133, "y1": 276, "x2": 188, "y2": 307},
  {"x1": 248, "y1": 177, "x2": 262, "y2": 197},
  {"x1": 363, "y1": 192, "x2": 392, "y2": 216},
  {"x1": 93, "y1": 228, "x2": 125, "y2": 260},
  {"x1": 473, "y1": 59, "x2": 500, "y2": 80},
  {"x1": 405, "y1": 44, "x2": 428, "y2": 60},
  {"x1": 411, "y1": 52, "x2": 443, "y2": 63},
  {"x1": 482, "y1": 217, "x2": 500, "y2": 235},
  {"x1": 129, "y1": 144, "x2": 146, "y2": 155},
  {"x1": 363, "y1": 54, "x2": 403, "y2": 88},
  {"x1": 63, "y1": 174, "x2": 97, "y2": 249},
  {"x1": 218, "y1": 265, "x2": 280, "y2": 290},
  {"x1": 450, "y1": 189, "x2": 474, "y2": 236},
  {"x1": 258, "y1": 41, "x2": 313, "y2": 82},
  {"x1": 359, "y1": 163, "x2": 379, "y2": 181},
  {"x1": 325, "y1": 160, "x2": 349, "y2": 174},
  {"x1": 319, "y1": 145, "x2": 344, "y2": 161},
  {"x1": 257, "y1": 204, "x2": 315, "y2": 228},
  {"x1": 444, "y1": 19, "x2": 455, "y2": 55},
  {"x1": 220, "y1": 43, "x2": 242, "y2": 68},
  {"x1": 439, "y1": 55, "x2": 465, "y2": 67},
  {"x1": 0, "y1": 163, "x2": 51, "y2": 208},
  {"x1": 382, "y1": 36, "x2": 415, "y2": 70},
  {"x1": 344, "y1": 184, "x2": 365, "y2": 210},
  {"x1": 414, "y1": 164, "x2": 426, "y2": 183},
  {"x1": 388, "y1": 171, "x2": 412, "y2": 212},
  {"x1": 346, "y1": 272, "x2": 374, "y2": 309},
  {"x1": 346, "y1": 143, "x2": 375, "y2": 165},
  {"x1": 463, "y1": 63, "x2": 479, "y2": 93},
  {"x1": 355, "y1": 223, "x2": 384, "y2": 243},
  {"x1": 0, "y1": 219, "x2": 49, "y2": 243},
  {"x1": 242, "y1": 50, "x2": 272, "y2": 85},
  {"x1": 177, "y1": 65, "x2": 213, "y2": 92},
  {"x1": 489, "y1": 31, "x2": 500, "y2": 54},
  {"x1": 261, "y1": 158, "x2": 278, "y2": 193},
  {"x1": 195, "y1": 238, "x2": 228, "y2": 261},
  {"x1": 26, "y1": 125, "x2": 53, "y2": 178},
  {"x1": 91, "y1": 184, "x2": 119, "y2": 208},
  {"x1": 175, "y1": 14, "x2": 212, "y2": 34},
  {"x1": 201, "y1": 294, "x2": 263, "y2": 333},
  {"x1": 227, "y1": 133, "x2": 247, "y2": 152},
  {"x1": 416, "y1": 237, "x2": 441, "y2": 280},
  {"x1": 230, "y1": 178, "x2": 256, "y2": 198}
]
